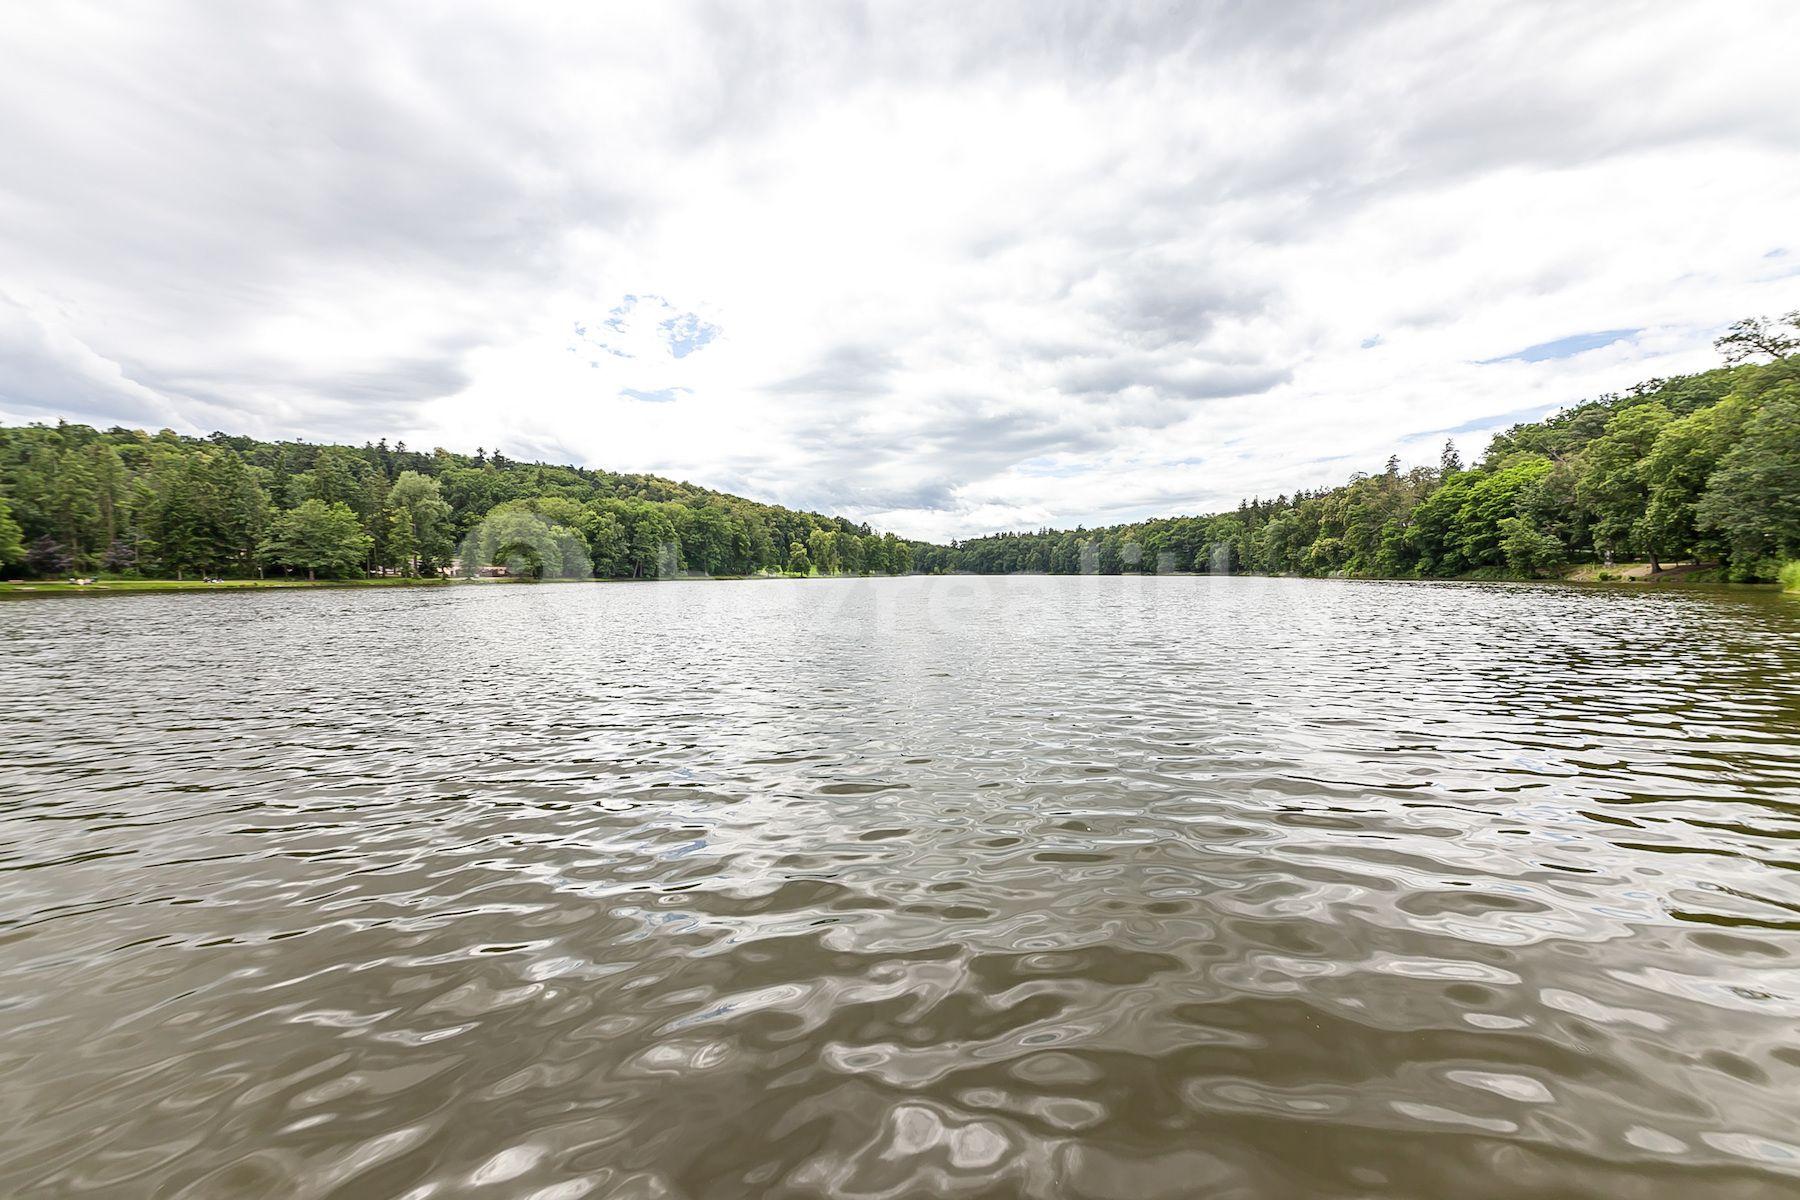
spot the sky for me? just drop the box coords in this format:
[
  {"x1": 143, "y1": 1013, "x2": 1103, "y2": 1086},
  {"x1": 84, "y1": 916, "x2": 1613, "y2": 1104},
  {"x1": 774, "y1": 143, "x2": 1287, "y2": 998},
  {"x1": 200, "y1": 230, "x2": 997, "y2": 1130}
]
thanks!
[{"x1": 2, "y1": 2, "x2": 1797, "y2": 542}]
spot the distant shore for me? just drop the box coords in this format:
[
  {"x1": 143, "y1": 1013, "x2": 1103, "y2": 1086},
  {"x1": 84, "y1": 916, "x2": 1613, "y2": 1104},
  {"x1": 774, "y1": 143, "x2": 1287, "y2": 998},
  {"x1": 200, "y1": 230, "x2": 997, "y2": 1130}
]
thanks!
[{"x1": 4, "y1": 563, "x2": 1790, "y2": 600}]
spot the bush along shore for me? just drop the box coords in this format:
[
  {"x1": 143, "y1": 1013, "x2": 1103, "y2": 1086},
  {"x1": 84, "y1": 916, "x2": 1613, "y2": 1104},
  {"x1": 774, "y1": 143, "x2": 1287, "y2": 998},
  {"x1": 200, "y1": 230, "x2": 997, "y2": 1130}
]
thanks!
[{"x1": 2, "y1": 312, "x2": 1797, "y2": 590}]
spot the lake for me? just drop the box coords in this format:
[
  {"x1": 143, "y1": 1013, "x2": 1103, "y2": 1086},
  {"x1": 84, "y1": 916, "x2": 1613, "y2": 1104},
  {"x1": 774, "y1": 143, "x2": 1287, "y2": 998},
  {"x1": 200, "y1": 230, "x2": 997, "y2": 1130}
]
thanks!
[{"x1": 2, "y1": 575, "x2": 1798, "y2": 1198}]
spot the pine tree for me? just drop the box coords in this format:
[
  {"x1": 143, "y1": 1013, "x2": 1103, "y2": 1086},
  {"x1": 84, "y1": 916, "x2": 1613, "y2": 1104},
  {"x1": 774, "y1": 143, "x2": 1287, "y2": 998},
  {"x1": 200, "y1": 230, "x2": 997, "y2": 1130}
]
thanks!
[{"x1": 1439, "y1": 440, "x2": 1463, "y2": 477}]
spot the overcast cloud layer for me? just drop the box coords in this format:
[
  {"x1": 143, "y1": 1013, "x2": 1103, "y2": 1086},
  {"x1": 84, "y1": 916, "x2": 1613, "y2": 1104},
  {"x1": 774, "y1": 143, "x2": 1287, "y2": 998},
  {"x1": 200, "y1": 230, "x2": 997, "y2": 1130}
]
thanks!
[{"x1": 2, "y1": 1, "x2": 1797, "y2": 540}]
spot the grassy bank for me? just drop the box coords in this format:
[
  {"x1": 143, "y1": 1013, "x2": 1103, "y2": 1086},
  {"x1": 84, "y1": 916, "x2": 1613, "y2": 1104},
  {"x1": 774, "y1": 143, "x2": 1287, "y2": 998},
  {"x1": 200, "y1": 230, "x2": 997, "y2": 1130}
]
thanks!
[
  {"x1": 0, "y1": 571, "x2": 833, "y2": 597},
  {"x1": 0, "y1": 575, "x2": 459, "y2": 597},
  {"x1": 1560, "y1": 562, "x2": 1728, "y2": 585}
]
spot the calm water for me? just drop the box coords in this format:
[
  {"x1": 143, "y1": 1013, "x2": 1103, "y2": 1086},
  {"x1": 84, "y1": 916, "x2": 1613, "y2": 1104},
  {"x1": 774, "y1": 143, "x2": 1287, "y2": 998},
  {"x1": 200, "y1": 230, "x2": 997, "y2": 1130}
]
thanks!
[{"x1": 3, "y1": 576, "x2": 1799, "y2": 1199}]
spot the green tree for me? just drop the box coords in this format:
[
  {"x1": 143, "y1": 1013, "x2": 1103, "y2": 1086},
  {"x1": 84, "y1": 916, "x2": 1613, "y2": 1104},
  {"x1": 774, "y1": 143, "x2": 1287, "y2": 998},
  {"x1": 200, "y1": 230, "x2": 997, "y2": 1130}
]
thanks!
[
  {"x1": 436, "y1": 465, "x2": 516, "y2": 535},
  {"x1": 1440, "y1": 440, "x2": 1464, "y2": 477},
  {"x1": 208, "y1": 450, "x2": 271, "y2": 574},
  {"x1": 1578, "y1": 404, "x2": 1671, "y2": 566},
  {"x1": 307, "y1": 446, "x2": 366, "y2": 513},
  {"x1": 384, "y1": 507, "x2": 419, "y2": 575},
  {"x1": 676, "y1": 506, "x2": 733, "y2": 575},
  {"x1": 531, "y1": 496, "x2": 587, "y2": 530},
  {"x1": 460, "y1": 506, "x2": 591, "y2": 579},
  {"x1": 1638, "y1": 395, "x2": 1749, "y2": 564},
  {"x1": 1697, "y1": 390, "x2": 1800, "y2": 574},
  {"x1": 50, "y1": 448, "x2": 102, "y2": 566},
  {"x1": 1454, "y1": 457, "x2": 1554, "y2": 569},
  {"x1": 261, "y1": 500, "x2": 372, "y2": 580},
  {"x1": 1405, "y1": 474, "x2": 1474, "y2": 575},
  {"x1": 625, "y1": 504, "x2": 681, "y2": 578},
  {"x1": 881, "y1": 531, "x2": 911, "y2": 574},
  {"x1": 838, "y1": 531, "x2": 866, "y2": 575},
  {"x1": 386, "y1": 471, "x2": 453, "y2": 572},
  {"x1": 147, "y1": 457, "x2": 216, "y2": 578},
  {"x1": 807, "y1": 528, "x2": 838, "y2": 574},
  {"x1": 86, "y1": 442, "x2": 129, "y2": 552},
  {"x1": 0, "y1": 495, "x2": 23, "y2": 567},
  {"x1": 1498, "y1": 515, "x2": 1565, "y2": 577},
  {"x1": 580, "y1": 509, "x2": 628, "y2": 577}
]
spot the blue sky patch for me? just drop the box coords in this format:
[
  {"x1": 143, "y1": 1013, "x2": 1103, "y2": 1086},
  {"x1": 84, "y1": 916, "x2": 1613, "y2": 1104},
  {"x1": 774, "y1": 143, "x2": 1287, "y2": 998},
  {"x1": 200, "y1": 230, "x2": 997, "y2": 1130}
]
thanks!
[
  {"x1": 621, "y1": 386, "x2": 690, "y2": 404},
  {"x1": 661, "y1": 311, "x2": 721, "y2": 359},
  {"x1": 1423, "y1": 403, "x2": 1558, "y2": 437},
  {"x1": 1479, "y1": 328, "x2": 1639, "y2": 364},
  {"x1": 575, "y1": 296, "x2": 719, "y2": 362}
]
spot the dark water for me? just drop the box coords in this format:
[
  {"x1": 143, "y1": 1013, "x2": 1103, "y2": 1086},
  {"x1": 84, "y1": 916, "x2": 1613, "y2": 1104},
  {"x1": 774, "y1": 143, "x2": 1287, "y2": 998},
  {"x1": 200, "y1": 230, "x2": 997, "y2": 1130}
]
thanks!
[{"x1": 3, "y1": 576, "x2": 1799, "y2": 1199}]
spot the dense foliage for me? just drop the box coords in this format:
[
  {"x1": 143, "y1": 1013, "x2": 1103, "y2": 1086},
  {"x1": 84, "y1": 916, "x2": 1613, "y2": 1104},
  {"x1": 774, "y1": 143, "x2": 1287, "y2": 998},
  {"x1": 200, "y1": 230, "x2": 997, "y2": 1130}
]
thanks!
[
  {"x1": 931, "y1": 320, "x2": 1800, "y2": 583},
  {"x1": 0, "y1": 430, "x2": 924, "y2": 581}
]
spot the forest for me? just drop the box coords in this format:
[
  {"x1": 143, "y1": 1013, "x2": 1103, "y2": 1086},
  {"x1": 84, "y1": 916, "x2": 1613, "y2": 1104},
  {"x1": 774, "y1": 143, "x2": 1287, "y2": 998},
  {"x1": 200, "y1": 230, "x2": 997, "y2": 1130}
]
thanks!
[
  {"x1": 1, "y1": 314, "x2": 1796, "y2": 586},
  {"x1": 928, "y1": 316, "x2": 1800, "y2": 584},
  {"x1": 0, "y1": 428, "x2": 926, "y2": 582}
]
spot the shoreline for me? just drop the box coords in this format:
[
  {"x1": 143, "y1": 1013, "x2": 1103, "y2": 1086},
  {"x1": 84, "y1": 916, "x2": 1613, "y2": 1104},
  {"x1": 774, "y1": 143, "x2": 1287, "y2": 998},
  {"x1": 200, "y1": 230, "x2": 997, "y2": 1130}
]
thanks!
[
  {"x1": 3, "y1": 567, "x2": 1786, "y2": 600},
  {"x1": 0, "y1": 576, "x2": 462, "y2": 598},
  {"x1": 0, "y1": 575, "x2": 773, "y2": 598}
]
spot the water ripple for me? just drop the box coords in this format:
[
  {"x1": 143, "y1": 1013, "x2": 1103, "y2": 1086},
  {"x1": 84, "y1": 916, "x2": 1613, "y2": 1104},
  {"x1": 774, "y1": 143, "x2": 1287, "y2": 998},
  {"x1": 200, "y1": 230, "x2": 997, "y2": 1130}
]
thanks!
[{"x1": 2, "y1": 576, "x2": 1798, "y2": 1198}]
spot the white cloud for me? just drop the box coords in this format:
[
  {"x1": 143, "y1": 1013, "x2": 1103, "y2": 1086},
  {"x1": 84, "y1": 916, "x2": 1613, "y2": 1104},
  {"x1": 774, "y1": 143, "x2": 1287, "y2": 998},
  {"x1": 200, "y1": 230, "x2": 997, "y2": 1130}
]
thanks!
[{"x1": 1, "y1": 0, "x2": 1797, "y2": 538}]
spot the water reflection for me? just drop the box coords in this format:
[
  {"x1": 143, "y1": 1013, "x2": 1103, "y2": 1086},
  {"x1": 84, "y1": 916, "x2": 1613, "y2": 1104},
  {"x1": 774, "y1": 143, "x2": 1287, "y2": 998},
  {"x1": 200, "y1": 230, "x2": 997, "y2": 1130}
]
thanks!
[{"x1": 1, "y1": 576, "x2": 1798, "y2": 1197}]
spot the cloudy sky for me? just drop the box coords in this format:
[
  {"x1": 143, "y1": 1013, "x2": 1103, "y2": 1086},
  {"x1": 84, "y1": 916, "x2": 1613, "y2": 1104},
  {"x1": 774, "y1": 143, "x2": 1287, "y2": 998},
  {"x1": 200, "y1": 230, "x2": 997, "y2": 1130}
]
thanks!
[{"x1": 2, "y1": 2, "x2": 1797, "y2": 540}]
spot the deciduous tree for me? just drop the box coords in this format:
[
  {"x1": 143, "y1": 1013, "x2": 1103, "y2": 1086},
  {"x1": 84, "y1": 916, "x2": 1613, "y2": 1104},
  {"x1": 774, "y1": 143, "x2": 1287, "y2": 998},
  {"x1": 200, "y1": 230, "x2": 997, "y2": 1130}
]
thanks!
[{"x1": 261, "y1": 500, "x2": 372, "y2": 580}]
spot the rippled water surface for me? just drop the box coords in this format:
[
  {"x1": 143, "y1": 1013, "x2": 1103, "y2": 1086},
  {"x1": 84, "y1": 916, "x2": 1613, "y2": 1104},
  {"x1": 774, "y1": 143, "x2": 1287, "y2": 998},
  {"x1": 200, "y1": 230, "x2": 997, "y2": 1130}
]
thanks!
[{"x1": 4, "y1": 576, "x2": 1800, "y2": 1199}]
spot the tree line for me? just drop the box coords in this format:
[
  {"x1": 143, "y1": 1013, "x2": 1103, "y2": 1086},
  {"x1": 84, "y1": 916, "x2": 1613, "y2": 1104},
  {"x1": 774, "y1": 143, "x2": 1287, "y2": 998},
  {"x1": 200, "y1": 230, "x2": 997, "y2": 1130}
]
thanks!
[
  {"x1": 2, "y1": 312, "x2": 1795, "y2": 586},
  {"x1": 0, "y1": 429, "x2": 926, "y2": 581},
  {"x1": 930, "y1": 315, "x2": 1800, "y2": 583}
]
